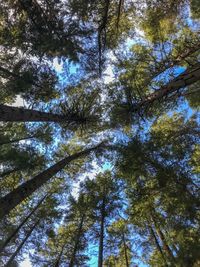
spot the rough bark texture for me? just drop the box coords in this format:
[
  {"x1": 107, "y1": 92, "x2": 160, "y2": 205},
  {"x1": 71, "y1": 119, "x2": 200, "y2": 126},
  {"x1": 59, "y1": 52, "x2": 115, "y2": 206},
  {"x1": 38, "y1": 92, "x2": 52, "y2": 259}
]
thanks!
[
  {"x1": 0, "y1": 144, "x2": 102, "y2": 220},
  {"x1": 151, "y1": 214, "x2": 175, "y2": 262},
  {"x1": 0, "y1": 195, "x2": 46, "y2": 254},
  {"x1": 132, "y1": 62, "x2": 200, "y2": 112},
  {"x1": 5, "y1": 219, "x2": 40, "y2": 267},
  {"x1": 149, "y1": 225, "x2": 167, "y2": 265},
  {"x1": 98, "y1": 195, "x2": 106, "y2": 267},
  {"x1": 69, "y1": 214, "x2": 85, "y2": 267},
  {"x1": 0, "y1": 104, "x2": 78, "y2": 123},
  {"x1": 156, "y1": 227, "x2": 175, "y2": 262}
]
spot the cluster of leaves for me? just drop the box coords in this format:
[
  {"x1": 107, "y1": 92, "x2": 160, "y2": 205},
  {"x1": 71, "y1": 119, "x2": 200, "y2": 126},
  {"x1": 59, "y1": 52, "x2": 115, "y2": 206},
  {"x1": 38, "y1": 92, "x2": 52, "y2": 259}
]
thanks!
[{"x1": 0, "y1": 0, "x2": 199, "y2": 266}]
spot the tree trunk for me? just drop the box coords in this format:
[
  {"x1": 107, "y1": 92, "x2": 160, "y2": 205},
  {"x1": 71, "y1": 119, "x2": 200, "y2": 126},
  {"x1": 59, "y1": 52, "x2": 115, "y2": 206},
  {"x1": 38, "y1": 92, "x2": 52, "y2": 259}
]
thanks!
[
  {"x1": 122, "y1": 232, "x2": 129, "y2": 267},
  {"x1": 156, "y1": 227, "x2": 175, "y2": 262},
  {"x1": 54, "y1": 244, "x2": 65, "y2": 267},
  {"x1": 150, "y1": 214, "x2": 175, "y2": 264},
  {"x1": 149, "y1": 44, "x2": 200, "y2": 82},
  {"x1": 149, "y1": 225, "x2": 167, "y2": 265},
  {"x1": 0, "y1": 195, "x2": 46, "y2": 254},
  {"x1": 98, "y1": 195, "x2": 106, "y2": 267},
  {"x1": 0, "y1": 143, "x2": 102, "y2": 220},
  {"x1": 69, "y1": 214, "x2": 85, "y2": 267},
  {"x1": 0, "y1": 133, "x2": 43, "y2": 146},
  {"x1": 5, "y1": 219, "x2": 40, "y2": 267},
  {"x1": 132, "y1": 62, "x2": 200, "y2": 112},
  {"x1": 0, "y1": 104, "x2": 85, "y2": 124}
]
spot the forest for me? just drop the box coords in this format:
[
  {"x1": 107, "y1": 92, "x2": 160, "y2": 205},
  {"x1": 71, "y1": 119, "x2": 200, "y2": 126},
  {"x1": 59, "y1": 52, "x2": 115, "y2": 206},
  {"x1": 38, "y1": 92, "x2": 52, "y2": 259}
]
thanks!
[{"x1": 0, "y1": 0, "x2": 199, "y2": 266}]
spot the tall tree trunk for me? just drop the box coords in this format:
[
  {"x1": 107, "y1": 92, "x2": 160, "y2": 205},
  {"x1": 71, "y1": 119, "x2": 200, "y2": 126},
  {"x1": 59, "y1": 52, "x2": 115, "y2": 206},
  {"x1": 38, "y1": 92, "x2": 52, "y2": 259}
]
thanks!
[
  {"x1": 150, "y1": 214, "x2": 175, "y2": 264},
  {"x1": 156, "y1": 227, "x2": 175, "y2": 262},
  {"x1": 122, "y1": 232, "x2": 129, "y2": 267},
  {"x1": 132, "y1": 62, "x2": 200, "y2": 112},
  {"x1": 69, "y1": 214, "x2": 85, "y2": 267},
  {"x1": 149, "y1": 44, "x2": 200, "y2": 82},
  {"x1": 149, "y1": 225, "x2": 167, "y2": 265},
  {"x1": 54, "y1": 244, "x2": 65, "y2": 267},
  {"x1": 0, "y1": 133, "x2": 43, "y2": 146},
  {"x1": 0, "y1": 194, "x2": 46, "y2": 254},
  {"x1": 0, "y1": 143, "x2": 102, "y2": 220},
  {"x1": 5, "y1": 219, "x2": 40, "y2": 267},
  {"x1": 98, "y1": 195, "x2": 106, "y2": 267},
  {"x1": 0, "y1": 104, "x2": 85, "y2": 124}
]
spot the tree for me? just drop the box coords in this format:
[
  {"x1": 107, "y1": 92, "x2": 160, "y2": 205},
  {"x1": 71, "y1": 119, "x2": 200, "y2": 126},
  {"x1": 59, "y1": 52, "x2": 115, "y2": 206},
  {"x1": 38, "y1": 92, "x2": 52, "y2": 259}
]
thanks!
[
  {"x1": 0, "y1": 194, "x2": 47, "y2": 254},
  {"x1": 0, "y1": 143, "x2": 104, "y2": 220},
  {"x1": 5, "y1": 219, "x2": 40, "y2": 267},
  {"x1": 0, "y1": 104, "x2": 94, "y2": 125},
  {"x1": 116, "y1": 113, "x2": 200, "y2": 266},
  {"x1": 0, "y1": 0, "x2": 199, "y2": 266},
  {"x1": 31, "y1": 193, "x2": 90, "y2": 267},
  {"x1": 106, "y1": 219, "x2": 132, "y2": 267},
  {"x1": 81, "y1": 172, "x2": 122, "y2": 267}
]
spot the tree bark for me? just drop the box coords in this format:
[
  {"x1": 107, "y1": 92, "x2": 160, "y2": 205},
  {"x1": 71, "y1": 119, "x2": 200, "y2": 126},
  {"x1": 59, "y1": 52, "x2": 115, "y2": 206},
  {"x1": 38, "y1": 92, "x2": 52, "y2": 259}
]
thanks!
[
  {"x1": 0, "y1": 133, "x2": 43, "y2": 146},
  {"x1": 0, "y1": 143, "x2": 102, "y2": 220},
  {"x1": 0, "y1": 195, "x2": 46, "y2": 254},
  {"x1": 149, "y1": 44, "x2": 200, "y2": 82},
  {"x1": 5, "y1": 219, "x2": 40, "y2": 267},
  {"x1": 150, "y1": 214, "x2": 175, "y2": 264},
  {"x1": 122, "y1": 232, "x2": 129, "y2": 267},
  {"x1": 155, "y1": 227, "x2": 175, "y2": 262},
  {"x1": 69, "y1": 214, "x2": 85, "y2": 267},
  {"x1": 149, "y1": 225, "x2": 167, "y2": 265},
  {"x1": 0, "y1": 104, "x2": 85, "y2": 124},
  {"x1": 132, "y1": 62, "x2": 200, "y2": 112},
  {"x1": 98, "y1": 195, "x2": 106, "y2": 267}
]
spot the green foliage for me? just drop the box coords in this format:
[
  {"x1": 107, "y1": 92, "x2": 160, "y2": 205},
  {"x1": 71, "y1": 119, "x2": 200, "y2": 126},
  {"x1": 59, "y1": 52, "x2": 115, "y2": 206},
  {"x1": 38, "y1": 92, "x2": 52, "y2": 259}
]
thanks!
[{"x1": 0, "y1": 0, "x2": 199, "y2": 266}]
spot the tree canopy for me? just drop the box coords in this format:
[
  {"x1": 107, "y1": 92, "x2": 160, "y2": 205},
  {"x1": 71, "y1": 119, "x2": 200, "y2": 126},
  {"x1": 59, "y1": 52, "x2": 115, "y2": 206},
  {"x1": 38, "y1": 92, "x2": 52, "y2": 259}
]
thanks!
[{"x1": 0, "y1": 0, "x2": 199, "y2": 266}]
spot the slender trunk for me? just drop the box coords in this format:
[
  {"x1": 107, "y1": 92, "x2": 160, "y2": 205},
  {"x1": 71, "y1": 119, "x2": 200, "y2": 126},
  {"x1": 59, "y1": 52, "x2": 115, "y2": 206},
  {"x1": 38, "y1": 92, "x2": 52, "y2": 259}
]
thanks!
[
  {"x1": 5, "y1": 219, "x2": 40, "y2": 267},
  {"x1": 54, "y1": 244, "x2": 65, "y2": 267},
  {"x1": 69, "y1": 214, "x2": 85, "y2": 267},
  {"x1": 132, "y1": 63, "x2": 200, "y2": 112},
  {"x1": 0, "y1": 104, "x2": 85, "y2": 124},
  {"x1": 150, "y1": 214, "x2": 175, "y2": 265},
  {"x1": 149, "y1": 44, "x2": 200, "y2": 83},
  {"x1": 0, "y1": 195, "x2": 46, "y2": 254},
  {"x1": 0, "y1": 143, "x2": 102, "y2": 220},
  {"x1": 98, "y1": 195, "x2": 106, "y2": 267},
  {"x1": 0, "y1": 133, "x2": 43, "y2": 146},
  {"x1": 149, "y1": 225, "x2": 167, "y2": 265},
  {"x1": 156, "y1": 227, "x2": 175, "y2": 261},
  {"x1": 122, "y1": 232, "x2": 129, "y2": 267}
]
